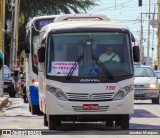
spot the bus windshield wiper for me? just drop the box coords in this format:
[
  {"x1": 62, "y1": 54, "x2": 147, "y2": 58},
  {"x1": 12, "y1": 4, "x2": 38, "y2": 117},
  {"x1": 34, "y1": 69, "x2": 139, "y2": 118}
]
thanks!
[
  {"x1": 66, "y1": 54, "x2": 84, "y2": 80},
  {"x1": 92, "y1": 55, "x2": 114, "y2": 80}
]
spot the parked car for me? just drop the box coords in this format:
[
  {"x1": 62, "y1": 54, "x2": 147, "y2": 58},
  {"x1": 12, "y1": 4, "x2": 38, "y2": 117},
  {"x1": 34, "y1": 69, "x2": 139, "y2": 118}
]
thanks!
[
  {"x1": 154, "y1": 70, "x2": 160, "y2": 84},
  {"x1": 3, "y1": 65, "x2": 16, "y2": 97},
  {"x1": 134, "y1": 65, "x2": 159, "y2": 104}
]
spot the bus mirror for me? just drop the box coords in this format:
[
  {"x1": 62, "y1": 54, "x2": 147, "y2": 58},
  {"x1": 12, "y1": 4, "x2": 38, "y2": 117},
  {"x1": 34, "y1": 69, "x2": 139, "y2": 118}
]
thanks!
[
  {"x1": 133, "y1": 46, "x2": 140, "y2": 62},
  {"x1": 25, "y1": 41, "x2": 30, "y2": 53},
  {"x1": 38, "y1": 47, "x2": 45, "y2": 62},
  {"x1": 0, "y1": 51, "x2": 4, "y2": 69}
]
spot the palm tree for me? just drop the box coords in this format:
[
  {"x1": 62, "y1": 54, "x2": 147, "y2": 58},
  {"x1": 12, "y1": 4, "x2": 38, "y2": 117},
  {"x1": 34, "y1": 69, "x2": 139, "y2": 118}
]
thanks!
[{"x1": 5, "y1": 0, "x2": 98, "y2": 63}]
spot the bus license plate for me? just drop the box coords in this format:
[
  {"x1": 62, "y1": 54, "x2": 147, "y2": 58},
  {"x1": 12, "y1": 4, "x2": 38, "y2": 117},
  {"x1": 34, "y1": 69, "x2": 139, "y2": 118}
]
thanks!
[{"x1": 83, "y1": 104, "x2": 99, "y2": 110}]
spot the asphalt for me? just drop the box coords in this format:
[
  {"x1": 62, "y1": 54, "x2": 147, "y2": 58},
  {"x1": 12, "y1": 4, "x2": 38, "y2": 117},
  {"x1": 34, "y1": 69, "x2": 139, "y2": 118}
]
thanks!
[{"x1": 0, "y1": 95, "x2": 9, "y2": 110}]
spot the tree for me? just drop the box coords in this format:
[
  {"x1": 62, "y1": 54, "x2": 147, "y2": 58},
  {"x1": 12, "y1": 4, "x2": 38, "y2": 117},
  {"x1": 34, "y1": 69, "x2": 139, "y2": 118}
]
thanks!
[
  {"x1": 6, "y1": 0, "x2": 98, "y2": 61},
  {"x1": 19, "y1": 0, "x2": 97, "y2": 49}
]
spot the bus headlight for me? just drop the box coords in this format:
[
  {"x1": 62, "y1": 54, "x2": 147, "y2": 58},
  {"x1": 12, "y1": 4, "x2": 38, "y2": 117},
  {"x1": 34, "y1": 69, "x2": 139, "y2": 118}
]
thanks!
[
  {"x1": 55, "y1": 89, "x2": 68, "y2": 101},
  {"x1": 46, "y1": 85, "x2": 68, "y2": 101},
  {"x1": 113, "y1": 84, "x2": 134, "y2": 100}
]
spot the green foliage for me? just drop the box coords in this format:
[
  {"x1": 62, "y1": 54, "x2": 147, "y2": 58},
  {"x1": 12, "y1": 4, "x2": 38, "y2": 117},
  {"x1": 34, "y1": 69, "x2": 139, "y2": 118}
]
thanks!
[
  {"x1": 6, "y1": 0, "x2": 98, "y2": 56},
  {"x1": 20, "y1": 0, "x2": 97, "y2": 23},
  {"x1": 18, "y1": 0, "x2": 98, "y2": 39}
]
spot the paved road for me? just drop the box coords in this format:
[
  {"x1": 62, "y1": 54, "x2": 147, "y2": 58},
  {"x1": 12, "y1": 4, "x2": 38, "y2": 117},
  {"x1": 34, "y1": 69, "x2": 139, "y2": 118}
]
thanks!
[{"x1": 0, "y1": 98, "x2": 160, "y2": 138}]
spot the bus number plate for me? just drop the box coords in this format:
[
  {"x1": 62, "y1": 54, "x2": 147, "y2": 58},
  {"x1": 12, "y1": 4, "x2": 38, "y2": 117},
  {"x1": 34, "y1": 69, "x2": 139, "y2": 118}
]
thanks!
[{"x1": 83, "y1": 104, "x2": 99, "y2": 110}]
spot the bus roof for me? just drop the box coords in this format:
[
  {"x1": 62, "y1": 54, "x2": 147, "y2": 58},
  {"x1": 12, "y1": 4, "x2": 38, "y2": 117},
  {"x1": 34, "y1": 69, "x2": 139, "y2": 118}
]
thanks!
[
  {"x1": 40, "y1": 20, "x2": 130, "y2": 34},
  {"x1": 54, "y1": 14, "x2": 110, "y2": 22}
]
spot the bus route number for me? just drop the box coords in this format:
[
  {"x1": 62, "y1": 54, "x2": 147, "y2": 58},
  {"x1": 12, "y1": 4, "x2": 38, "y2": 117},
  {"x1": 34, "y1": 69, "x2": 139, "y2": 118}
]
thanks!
[{"x1": 106, "y1": 86, "x2": 116, "y2": 90}]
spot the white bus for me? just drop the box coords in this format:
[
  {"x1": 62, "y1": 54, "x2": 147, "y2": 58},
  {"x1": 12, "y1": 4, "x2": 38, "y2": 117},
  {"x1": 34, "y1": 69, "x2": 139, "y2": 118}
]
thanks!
[
  {"x1": 25, "y1": 15, "x2": 58, "y2": 114},
  {"x1": 37, "y1": 14, "x2": 140, "y2": 130}
]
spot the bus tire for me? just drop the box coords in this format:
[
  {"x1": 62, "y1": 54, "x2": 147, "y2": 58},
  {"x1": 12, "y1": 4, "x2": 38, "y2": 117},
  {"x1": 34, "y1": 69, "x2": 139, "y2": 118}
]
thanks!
[
  {"x1": 44, "y1": 113, "x2": 48, "y2": 126},
  {"x1": 48, "y1": 115, "x2": 58, "y2": 130},
  {"x1": 120, "y1": 115, "x2": 129, "y2": 129},
  {"x1": 31, "y1": 105, "x2": 40, "y2": 115}
]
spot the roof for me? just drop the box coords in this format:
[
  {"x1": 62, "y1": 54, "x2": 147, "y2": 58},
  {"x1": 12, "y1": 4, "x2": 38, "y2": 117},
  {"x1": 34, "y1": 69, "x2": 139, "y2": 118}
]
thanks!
[
  {"x1": 53, "y1": 14, "x2": 110, "y2": 22},
  {"x1": 40, "y1": 20, "x2": 129, "y2": 34}
]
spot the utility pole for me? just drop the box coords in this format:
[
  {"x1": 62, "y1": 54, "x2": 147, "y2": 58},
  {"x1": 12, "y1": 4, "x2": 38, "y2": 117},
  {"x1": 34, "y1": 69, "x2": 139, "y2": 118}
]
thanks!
[
  {"x1": 146, "y1": 0, "x2": 151, "y2": 65},
  {"x1": 0, "y1": 0, "x2": 5, "y2": 96},
  {"x1": 10, "y1": 0, "x2": 20, "y2": 70},
  {"x1": 140, "y1": 13, "x2": 144, "y2": 64},
  {"x1": 139, "y1": 12, "x2": 157, "y2": 65},
  {"x1": 158, "y1": 0, "x2": 160, "y2": 69},
  {"x1": 0, "y1": 0, "x2": 5, "y2": 52}
]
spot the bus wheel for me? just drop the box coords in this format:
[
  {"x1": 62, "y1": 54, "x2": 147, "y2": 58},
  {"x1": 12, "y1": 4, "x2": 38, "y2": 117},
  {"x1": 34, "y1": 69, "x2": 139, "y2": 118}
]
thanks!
[
  {"x1": 31, "y1": 105, "x2": 40, "y2": 115},
  {"x1": 48, "y1": 115, "x2": 59, "y2": 130},
  {"x1": 43, "y1": 113, "x2": 48, "y2": 126},
  {"x1": 120, "y1": 115, "x2": 129, "y2": 129}
]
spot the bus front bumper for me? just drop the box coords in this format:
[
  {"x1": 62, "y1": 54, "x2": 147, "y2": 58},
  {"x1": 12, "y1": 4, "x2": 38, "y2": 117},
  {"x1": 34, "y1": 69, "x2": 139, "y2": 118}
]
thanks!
[{"x1": 45, "y1": 91, "x2": 134, "y2": 115}]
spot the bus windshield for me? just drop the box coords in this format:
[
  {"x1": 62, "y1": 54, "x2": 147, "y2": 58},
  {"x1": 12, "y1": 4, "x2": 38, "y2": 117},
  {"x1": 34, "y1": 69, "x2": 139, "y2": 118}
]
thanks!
[
  {"x1": 46, "y1": 32, "x2": 133, "y2": 78},
  {"x1": 30, "y1": 18, "x2": 56, "y2": 74}
]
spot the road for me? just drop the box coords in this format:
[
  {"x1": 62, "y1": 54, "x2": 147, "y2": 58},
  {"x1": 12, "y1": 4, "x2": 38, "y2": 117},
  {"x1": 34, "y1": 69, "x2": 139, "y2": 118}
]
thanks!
[{"x1": 0, "y1": 97, "x2": 160, "y2": 138}]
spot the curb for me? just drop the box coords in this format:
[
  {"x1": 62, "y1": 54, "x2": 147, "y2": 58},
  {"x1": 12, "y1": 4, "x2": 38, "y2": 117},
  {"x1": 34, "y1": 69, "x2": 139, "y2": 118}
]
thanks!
[{"x1": 0, "y1": 96, "x2": 9, "y2": 110}]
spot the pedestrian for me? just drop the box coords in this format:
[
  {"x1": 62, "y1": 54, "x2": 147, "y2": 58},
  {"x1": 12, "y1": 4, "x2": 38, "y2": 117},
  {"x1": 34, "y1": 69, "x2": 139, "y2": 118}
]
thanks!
[{"x1": 13, "y1": 71, "x2": 21, "y2": 97}]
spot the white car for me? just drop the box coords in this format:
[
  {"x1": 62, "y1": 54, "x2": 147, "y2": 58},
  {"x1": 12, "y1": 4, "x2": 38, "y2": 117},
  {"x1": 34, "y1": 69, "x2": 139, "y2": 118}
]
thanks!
[
  {"x1": 134, "y1": 65, "x2": 159, "y2": 104},
  {"x1": 154, "y1": 70, "x2": 160, "y2": 84}
]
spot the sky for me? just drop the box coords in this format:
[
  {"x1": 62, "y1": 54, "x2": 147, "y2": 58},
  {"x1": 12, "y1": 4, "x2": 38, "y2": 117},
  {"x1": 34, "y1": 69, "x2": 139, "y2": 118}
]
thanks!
[{"x1": 87, "y1": 0, "x2": 158, "y2": 64}]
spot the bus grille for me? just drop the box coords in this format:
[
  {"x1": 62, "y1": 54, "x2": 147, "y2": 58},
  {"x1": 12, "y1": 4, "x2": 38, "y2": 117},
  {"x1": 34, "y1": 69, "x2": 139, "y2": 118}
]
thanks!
[
  {"x1": 72, "y1": 106, "x2": 109, "y2": 112},
  {"x1": 66, "y1": 92, "x2": 115, "y2": 101}
]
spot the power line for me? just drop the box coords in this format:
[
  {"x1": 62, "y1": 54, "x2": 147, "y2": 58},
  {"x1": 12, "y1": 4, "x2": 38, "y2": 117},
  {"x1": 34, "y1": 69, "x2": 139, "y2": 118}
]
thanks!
[{"x1": 91, "y1": 0, "x2": 135, "y2": 13}]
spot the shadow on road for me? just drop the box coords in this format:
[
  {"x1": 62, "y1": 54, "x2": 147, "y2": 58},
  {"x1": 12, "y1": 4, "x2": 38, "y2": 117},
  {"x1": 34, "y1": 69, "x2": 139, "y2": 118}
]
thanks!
[
  {"x1": 132, "y1": 109, "x2": 159, "y2": 118},
  {"x1": 41, "y1": 122, "x2": 160, "y2": 135},
  {"x1": 130, "y1": 123, "x2": 160, "y2": 129}
]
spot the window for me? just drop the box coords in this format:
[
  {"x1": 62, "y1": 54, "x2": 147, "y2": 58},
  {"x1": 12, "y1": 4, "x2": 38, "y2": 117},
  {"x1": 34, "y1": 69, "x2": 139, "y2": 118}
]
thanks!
[{"x1": 47, "y1": 32, "x2": 132, "y2": 77}]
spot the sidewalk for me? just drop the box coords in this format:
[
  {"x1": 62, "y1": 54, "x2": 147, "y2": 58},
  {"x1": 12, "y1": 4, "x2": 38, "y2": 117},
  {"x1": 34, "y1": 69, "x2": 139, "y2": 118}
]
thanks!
[{"x1": 0, "y1": 95, "x2": 9, "y2": 110}]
